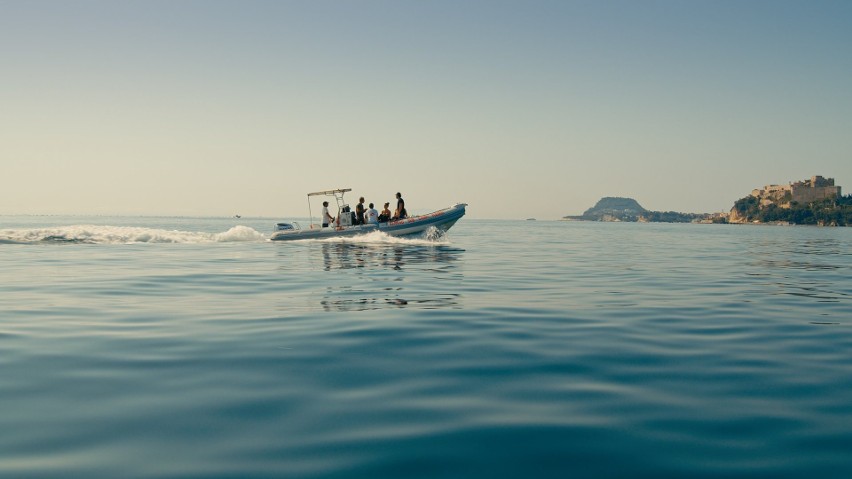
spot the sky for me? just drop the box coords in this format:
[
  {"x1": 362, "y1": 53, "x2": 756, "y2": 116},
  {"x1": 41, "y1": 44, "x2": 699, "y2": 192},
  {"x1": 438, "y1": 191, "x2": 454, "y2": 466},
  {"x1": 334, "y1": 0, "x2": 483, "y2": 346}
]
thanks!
[{"x1": 2, "y1": 0, "x2": 851, "y2": 219}]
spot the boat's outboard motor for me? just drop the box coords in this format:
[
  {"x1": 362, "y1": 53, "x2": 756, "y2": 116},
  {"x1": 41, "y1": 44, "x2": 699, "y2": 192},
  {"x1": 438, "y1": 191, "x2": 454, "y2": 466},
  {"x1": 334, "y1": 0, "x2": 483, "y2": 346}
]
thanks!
[
  {"x1": 338, "y1": 205, "x2": 353, "y2": 227},
  {"x1": 276, "y1": 222, "x2": 295, "y2": 231}
]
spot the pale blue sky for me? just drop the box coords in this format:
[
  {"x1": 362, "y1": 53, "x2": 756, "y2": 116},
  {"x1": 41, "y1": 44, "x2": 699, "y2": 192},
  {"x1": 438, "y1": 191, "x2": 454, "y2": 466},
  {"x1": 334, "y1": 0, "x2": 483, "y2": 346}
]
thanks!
[{"x1": 2, "y1": 0, "x2": 850, "y2": 218}]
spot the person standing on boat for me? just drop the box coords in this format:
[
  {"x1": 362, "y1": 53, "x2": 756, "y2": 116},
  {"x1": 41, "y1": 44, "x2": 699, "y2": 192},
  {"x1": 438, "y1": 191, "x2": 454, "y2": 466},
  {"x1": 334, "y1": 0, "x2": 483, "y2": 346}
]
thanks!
[
  {"x1": 355, "y1": 197, "x2": 366, "y2": 225},
  {"x1": 322, "y1": 201, "x2": 334, "y2": 228},
  {"x1": 366, "y1": 203, "x2": 379, "y2": 224},
  {"x1": 394, "y1": 192, "x2": 407, "y2": 220}
]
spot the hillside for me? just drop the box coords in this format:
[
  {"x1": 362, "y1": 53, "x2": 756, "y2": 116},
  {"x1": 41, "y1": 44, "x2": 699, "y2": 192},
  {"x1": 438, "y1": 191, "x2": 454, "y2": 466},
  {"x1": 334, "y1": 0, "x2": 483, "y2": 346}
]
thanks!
[
  {"x1": 730, "y1": 194, "x2": 852, "y2": 226},
  {"x1": 564, "y1": 197, "x2": 711, "y2": 223},
  {"x1": 579, "y1": 197, "x2": 647, "y2": 221},
  {"x1": 728, "y1": 176, "x2": 849, "y2": 225}
]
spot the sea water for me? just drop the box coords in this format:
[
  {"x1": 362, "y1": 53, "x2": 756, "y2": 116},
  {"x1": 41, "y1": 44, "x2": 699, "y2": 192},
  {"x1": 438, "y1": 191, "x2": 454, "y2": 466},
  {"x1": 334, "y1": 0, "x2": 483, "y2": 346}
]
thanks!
[{"x1": 1, "y1": 216, "x2": 850, "y2": 478}]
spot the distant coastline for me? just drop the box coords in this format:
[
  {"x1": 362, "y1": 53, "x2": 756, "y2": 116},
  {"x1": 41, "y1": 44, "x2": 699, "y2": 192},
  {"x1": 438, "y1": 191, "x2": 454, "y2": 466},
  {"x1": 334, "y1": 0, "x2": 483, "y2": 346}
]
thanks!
[{"x1": 565, "y1": 175, "x2": 850, "y2": 226}]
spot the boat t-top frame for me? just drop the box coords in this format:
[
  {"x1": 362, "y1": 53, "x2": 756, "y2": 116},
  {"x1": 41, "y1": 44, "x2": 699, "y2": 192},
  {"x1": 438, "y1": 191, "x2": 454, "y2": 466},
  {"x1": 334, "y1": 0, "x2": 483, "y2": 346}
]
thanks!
[{"x1": 307, "y1": 188, "x2": 352, "y2": 227}]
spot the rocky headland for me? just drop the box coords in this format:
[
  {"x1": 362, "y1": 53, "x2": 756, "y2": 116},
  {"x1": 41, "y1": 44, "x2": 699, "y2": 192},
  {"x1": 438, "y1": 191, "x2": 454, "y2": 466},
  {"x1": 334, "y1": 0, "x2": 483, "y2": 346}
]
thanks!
[
  {"x1": 729, "y1": 176, "x2": 850, "y2": 226},
  {"x1": 563, "y1": 197, "x2": 712, "y2": 223}
]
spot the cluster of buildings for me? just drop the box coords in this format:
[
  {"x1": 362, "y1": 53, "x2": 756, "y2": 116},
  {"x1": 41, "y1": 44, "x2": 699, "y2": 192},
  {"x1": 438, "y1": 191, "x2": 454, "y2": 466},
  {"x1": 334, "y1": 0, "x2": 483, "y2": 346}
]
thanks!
[{"x1": 750, "y1": 176, "x2": 842, "y2": 207}]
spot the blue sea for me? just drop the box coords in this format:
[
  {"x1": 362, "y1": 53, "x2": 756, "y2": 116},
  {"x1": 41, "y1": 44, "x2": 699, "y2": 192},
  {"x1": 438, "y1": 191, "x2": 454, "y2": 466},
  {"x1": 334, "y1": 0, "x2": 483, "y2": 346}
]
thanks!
[{"x1": 1, "y1": 216, "x2": 851, "y2": 478}]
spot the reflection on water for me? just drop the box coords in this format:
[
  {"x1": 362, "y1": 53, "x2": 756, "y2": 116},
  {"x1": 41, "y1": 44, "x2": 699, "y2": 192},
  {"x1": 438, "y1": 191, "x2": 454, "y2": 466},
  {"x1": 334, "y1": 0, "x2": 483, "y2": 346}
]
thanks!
[
  {"x1": 316, "y1": 243, "x2": 465, "y2": 312},
  {"x1": 319, "y1": 242, "x2": 462, "y2": 271},
  {"x1": 319, "y1": 291, "x2": 463, "y2": 311}
]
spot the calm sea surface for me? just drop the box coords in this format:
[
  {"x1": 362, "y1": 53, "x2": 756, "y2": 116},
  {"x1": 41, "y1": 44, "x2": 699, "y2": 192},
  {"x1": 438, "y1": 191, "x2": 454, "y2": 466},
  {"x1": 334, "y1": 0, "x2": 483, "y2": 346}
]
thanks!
[{"x1": 1, "y1": 216, "x2": 851, "y2": 478}]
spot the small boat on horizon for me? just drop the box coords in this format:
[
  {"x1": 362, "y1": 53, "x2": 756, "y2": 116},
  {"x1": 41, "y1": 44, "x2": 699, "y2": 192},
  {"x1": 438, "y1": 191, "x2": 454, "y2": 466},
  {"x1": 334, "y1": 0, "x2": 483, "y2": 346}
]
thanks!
[{"x1": 270, "y1": 188, "x2": 467, "y2": 241}]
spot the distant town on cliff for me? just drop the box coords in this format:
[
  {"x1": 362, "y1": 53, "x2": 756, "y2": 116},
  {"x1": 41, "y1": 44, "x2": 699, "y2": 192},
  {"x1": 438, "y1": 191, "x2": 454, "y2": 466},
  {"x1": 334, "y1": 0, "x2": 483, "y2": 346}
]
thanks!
[{"x1": 564, "y1": 175, "x2": 851, "y2": 226}]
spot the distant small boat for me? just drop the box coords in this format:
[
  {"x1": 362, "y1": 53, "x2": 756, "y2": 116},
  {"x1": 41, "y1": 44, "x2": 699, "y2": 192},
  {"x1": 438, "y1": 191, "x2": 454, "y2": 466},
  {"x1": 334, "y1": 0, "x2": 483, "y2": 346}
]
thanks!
[
  {"x1": 271, "y1": 188, "x2": 467, "y2": 241},
  {"x1": 526, "y1": 218, "x2": 536, "y2": 221},
  {"x1": 234, "y1": 215, "x2": 241, "y2": 219}
]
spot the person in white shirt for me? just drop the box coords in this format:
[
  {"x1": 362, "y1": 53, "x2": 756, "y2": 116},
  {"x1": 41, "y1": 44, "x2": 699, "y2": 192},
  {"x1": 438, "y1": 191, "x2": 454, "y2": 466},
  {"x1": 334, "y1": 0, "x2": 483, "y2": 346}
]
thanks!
[
  {"x1": 322, "y1": 201, "x2": 334, "y2": 227},
  {"x1": 366, "y1": 203, "x2": 379, "y2": 224}
]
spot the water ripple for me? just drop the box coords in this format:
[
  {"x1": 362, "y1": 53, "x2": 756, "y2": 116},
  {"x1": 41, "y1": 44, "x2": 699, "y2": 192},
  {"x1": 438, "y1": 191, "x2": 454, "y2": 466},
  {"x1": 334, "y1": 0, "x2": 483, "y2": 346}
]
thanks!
[{"x1": 1, "y1": 218, "x2": 851, "y2": 477}]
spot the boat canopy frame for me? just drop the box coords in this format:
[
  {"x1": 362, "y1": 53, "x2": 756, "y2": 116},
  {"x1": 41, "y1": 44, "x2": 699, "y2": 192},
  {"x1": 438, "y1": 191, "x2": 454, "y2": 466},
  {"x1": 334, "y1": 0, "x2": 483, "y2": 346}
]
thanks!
[
  {"x1": 307, "y1": 188, "x2": 352, "y2": 197},
  {"x1": 306, "y1": 188, "x2": 352, "y2": 227}
]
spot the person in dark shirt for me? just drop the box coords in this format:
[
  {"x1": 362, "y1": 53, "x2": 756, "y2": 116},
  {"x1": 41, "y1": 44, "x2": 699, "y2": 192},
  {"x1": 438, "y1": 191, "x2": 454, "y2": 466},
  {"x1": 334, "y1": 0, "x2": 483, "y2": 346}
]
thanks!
[
  {"x1": 378, "y1": 202, "x2": 391, "y2": 222},
  {"x1": 394, "y1": 192, "x2": 407, "y2": 220},
  {"x1": 355, "y1": 197, "x2": 366, "y2": 225}
]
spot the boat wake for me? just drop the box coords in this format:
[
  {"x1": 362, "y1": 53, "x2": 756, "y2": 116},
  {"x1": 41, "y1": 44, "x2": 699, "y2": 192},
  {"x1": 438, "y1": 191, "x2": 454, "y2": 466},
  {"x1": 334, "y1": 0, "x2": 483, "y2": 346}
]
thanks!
[
  {"x1": 0, "y1": 225, "x2": 267, "y2": 245},
  {"x1": 310, "y1": 228, "x2": 450, "y2": 246}
]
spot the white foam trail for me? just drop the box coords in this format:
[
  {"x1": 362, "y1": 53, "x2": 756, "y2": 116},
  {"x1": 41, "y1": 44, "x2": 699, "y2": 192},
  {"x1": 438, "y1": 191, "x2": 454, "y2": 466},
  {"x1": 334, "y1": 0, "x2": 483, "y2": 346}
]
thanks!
[
  {"x1": 317, "y1": 229, "x2": 449, "y2": 246},
  {"x1": 213, "y1": 225, "x2": 268, "y2": 242},
  {"x1": 0, "y1": 225, "x2": 267, "y2": 244}
]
